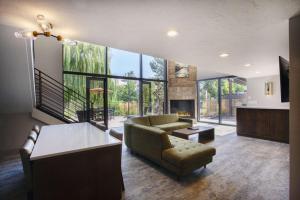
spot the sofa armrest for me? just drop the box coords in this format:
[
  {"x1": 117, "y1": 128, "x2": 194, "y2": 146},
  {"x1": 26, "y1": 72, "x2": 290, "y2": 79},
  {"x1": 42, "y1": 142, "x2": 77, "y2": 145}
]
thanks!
[
  {"x1": 178, "y1": 118, "x2": 193, "y2": 126},
  {"x1": 129, "y1": 124, "x2": 172, "y2": 162},
  {"x1": 124, "y1": 121, "x2": 133, "y2": 149}
]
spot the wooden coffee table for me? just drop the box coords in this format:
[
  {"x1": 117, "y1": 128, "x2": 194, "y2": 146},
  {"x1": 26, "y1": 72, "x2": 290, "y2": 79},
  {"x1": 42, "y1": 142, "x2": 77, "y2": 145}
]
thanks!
[{"x1": 172, "y1": 126, "x2": 215, "y2": 143}]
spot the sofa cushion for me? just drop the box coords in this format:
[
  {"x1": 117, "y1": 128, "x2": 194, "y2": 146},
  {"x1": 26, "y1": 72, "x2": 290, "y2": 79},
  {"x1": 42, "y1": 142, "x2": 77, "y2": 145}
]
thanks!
[
  {"x1": 131, "y1": 124, "x2": 172, "y2": 150},
  {"x1": 130, "y1": 116, "x2": 151, "y2": 126},
  {"x1": 148, "y1": 114, "x2": 179, "y2": 126},
  {"x1": 154, "y1": 122, "x2": 191, "y2": 132},
  {"x1": 162, "y1": 135, "x2": 216, "y2": 168}
]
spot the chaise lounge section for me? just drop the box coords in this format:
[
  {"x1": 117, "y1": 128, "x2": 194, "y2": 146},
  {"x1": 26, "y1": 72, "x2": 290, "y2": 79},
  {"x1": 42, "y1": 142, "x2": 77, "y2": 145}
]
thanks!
[{"x1": 124, "y1": 114, "x2": 216, "y2": 177}]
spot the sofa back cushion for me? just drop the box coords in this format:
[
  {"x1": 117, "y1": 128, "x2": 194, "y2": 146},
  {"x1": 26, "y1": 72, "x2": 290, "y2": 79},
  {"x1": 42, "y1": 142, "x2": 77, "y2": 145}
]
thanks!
[
  {"x1": 130, "y1": 116, "x2": 151, "y2": 126},
  {"x1": 149, "y1": 114, "x2": 179, "y2": 126}
]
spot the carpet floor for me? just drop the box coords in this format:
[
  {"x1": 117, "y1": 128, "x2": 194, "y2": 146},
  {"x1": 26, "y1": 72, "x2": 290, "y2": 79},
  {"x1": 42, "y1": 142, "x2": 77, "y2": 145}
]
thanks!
[{"x1": 0, "y1": 133, "x2": 289, "y2": 200}]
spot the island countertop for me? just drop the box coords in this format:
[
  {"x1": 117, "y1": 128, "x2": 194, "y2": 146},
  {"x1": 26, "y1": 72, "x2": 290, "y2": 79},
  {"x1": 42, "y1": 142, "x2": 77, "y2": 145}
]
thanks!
[
  {"x1": 236, "y1": 106, "x2": 289, "y2": 110},
  {"x1": 30, "y1": 122, "x2": 121, "y2": 161}
]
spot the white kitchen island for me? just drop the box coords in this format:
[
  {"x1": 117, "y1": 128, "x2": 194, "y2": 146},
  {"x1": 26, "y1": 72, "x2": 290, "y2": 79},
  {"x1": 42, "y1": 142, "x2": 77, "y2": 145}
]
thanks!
[{"x1": 30, "y1": 122, "x2": 123, "y2": 200}]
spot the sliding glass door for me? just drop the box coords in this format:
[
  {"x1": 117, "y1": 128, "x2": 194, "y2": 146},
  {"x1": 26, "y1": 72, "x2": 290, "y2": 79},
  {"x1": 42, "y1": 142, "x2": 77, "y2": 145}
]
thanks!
[
  {"x1": 107, "y1": 78, "x2": 139, "y2": 128},
  {"x1": 198, "y1": 77, "x2": 247, "y2": 125},
  {"x1": 198, "y1": 79, "x2": 219, "y2": 123},
  {"x1": 86, "y1": 77, "x2": 107, "y2": 129},
  {"x1": 220, "y1": 77, "x2": 247, "y2": 125}
]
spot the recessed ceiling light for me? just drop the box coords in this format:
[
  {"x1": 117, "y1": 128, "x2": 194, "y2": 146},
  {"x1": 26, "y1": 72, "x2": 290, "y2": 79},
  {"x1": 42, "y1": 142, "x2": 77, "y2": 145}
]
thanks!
[
  {"x1": 244, "y1": 63, "x2": 251, "y2": 67},
  {"x1": 167, "y1": 30, "x2": 178, "y2": 37},
  {"x1": 219, "y1": 53, "x2": 229, "y2": 58},
  {"x1": 36, "y1": 14, "x2": 45, "y2": 21},
  {"x1": 255, "y1": 71, "x2": 261, "y2": 74}
]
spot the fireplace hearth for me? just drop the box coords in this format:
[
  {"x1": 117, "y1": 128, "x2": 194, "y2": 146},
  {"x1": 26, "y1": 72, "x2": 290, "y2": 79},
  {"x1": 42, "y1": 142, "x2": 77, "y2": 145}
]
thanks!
[{"x1": 170, "y1": 100, "x2": 195, "y2": 118}]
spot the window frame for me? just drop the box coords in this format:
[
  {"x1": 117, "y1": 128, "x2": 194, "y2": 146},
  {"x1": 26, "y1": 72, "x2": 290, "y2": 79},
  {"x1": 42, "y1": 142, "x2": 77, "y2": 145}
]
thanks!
[
  {"x1": 197, "y1": 76, "x2": 246, "y2": 126},
  {"x1": 62, "y1": 44, "x2": 168, "y2": 127}
]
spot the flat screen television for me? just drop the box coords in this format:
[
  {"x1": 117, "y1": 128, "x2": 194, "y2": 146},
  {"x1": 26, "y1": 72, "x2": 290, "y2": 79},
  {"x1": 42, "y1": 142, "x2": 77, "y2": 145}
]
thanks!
[{"x1": 279, "y1": 56, "x2": 289, "y2": 102}]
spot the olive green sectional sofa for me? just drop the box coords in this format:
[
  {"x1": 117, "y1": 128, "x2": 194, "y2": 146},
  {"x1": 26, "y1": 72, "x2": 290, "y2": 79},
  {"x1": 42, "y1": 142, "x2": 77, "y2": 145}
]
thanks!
[{"x1": 124, "y1": 114, "x2": 216, "y2": 177}]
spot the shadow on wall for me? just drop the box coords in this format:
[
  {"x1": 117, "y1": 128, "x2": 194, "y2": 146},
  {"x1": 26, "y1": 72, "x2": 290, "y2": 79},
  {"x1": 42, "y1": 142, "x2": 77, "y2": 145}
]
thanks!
[{"x1": 0, "y1": 113, "x2": 44, "y2": 158}]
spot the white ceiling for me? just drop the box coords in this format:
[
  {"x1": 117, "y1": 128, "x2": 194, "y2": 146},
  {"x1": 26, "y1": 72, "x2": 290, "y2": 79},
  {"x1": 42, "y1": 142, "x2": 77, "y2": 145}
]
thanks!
[{"x1": 0, "y1": 0, "x2": 299, "y2": 78}]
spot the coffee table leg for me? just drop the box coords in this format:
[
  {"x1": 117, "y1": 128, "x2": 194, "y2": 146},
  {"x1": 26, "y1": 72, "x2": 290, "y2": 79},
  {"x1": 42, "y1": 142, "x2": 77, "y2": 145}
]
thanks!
[
  {"x1": 198, "y1": 129, "x2": 215, "y2": 143},
  {"x1": 211, "y1": 129, "x2": 215, "y2": 140}
]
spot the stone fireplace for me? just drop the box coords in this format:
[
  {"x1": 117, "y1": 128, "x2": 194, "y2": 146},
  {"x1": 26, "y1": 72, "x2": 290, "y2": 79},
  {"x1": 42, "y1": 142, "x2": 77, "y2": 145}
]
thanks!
[
  {"x1": 170, "y1": 100, "x2": 195, "y2": 118},
  {"x1": 167, "y1": 61, "x2": 197, "y2": 119}
]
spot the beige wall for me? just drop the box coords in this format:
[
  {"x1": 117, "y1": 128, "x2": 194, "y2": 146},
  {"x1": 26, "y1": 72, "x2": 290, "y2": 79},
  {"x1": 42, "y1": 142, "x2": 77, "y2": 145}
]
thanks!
[{"x1": 289, "y1": 15, "x2": 300, "y2": 200}]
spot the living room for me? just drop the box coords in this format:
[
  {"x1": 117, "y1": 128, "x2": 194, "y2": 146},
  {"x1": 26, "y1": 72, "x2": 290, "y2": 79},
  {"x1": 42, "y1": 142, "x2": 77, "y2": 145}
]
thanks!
[{"x1": 0, "y1": 1, "x2": 300, "y2": 200}]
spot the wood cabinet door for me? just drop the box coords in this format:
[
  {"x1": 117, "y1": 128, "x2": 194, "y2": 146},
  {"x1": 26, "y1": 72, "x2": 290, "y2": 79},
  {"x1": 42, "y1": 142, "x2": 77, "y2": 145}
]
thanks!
[
  {"x1": 270, "y1": 110, "x2": 289, "y2": 143},
  {"x1": 237, "y1": 108, "x2": 256, "y2": 136}
]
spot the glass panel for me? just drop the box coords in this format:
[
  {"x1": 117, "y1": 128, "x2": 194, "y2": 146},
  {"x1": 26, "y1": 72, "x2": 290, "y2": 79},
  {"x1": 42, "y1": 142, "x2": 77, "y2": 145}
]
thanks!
[
  {"x1": 221, "y1": 77, "x2": 247, "y2": 125},
  {"x1": 198, "y1": 80, "x2": 219, "y2": 123},
  {"x1": 142, "y1": 55, "x2": 165, "y2": 80},
  {"x1": 143, "y1": 81, "x2": 165, "y2": 115},
  {"x1": 88, "y1": 79, "x2": 105, "y2": 129},
  {"x1": 63, "y1": 74, "x2": 86, "y2": 121},
  {"x1": 107, "y1": 48, "x2": 140, "y2": 77},
  {"x1": 63, "y1": 41, "x2": 106, "y2": 74},
  {"x1": 143, "y1": 82, "x2": 152, "y2": 115},
  {"x1": 108, "y1": 78, "x2": 139, "y2": 128}
]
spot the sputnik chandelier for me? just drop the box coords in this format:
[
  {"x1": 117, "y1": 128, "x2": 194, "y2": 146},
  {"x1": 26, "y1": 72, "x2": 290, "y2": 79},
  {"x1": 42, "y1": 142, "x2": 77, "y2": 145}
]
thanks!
[{"x1": 15, "y1": 14, "x2": 77, "y2": 45}]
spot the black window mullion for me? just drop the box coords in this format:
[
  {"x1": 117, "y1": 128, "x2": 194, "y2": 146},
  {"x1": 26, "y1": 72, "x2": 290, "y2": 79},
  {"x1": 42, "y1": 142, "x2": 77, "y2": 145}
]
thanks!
[
  {"x1": 164, "y1": 60, "x2": 168, "y2": 114},
  {"x1": 105, "y1": 47, "x2": 108, "y2": 76},
  {"x1": 139, "y1": 54, "x2": 143, "y2": 116},
  {"x1": 196, "y1": 81, "x2": 200, "y2": 121},
  {"x1": 218, "y1": 78, "x2": 222, "y2": 124}
]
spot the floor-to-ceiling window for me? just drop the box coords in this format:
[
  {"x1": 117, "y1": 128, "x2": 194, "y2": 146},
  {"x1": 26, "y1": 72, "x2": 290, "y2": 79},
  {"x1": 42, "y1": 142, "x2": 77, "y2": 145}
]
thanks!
[
  {"x1": 142, "y1": 55, "x2": 166, "y2": 115},
  {"x1": 197, "y1": 77, "x2": 247, "y2": 125},
  {"x1": 63, "y1": 42, "x2": 105, "y2": 121},
  {"x1": 63, "y1": 41, "x2": 167, "y2": 128}
]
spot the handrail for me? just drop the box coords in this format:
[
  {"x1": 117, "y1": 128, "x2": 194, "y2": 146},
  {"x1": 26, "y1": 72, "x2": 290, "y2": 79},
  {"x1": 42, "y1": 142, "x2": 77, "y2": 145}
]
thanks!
[
  {"x1": 39, "y1": 82, "x2": 85, "y2": 107},
  {"x1": 34, "y1": 68, "x2": 86, "y2": 102},
  {"x1": 35, "y1": 75, "x2": 86, "y2": 103},
  {"x1": 34, "y1": 67, "x2": 87, "y2": 123}
]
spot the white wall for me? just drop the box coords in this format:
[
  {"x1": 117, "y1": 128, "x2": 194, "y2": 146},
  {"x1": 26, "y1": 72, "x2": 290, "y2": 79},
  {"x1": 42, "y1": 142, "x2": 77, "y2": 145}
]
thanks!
[
  {"x1": 246, "y1": 75, "x2": 290, "y2": 108},
  {"x1": 34, "y1": 37, "x2": 63, "y2": 83},
  {"x1": 0, "y1": 24, "x2": 34, "y2": 113},
  {"x1": 0, "y1": 24, "x2": 37, "y2": 156}
]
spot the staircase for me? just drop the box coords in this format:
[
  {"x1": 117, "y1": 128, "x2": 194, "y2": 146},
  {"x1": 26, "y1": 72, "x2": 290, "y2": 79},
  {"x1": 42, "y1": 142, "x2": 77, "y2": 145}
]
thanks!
[{"x1": 34, "y1": 68, "x2": 87, "y2": 123}]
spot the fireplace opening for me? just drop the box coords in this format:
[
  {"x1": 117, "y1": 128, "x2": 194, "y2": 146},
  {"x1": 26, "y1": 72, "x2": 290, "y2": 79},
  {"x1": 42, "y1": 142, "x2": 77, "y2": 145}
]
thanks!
[{"x1": 170, "y1": 100, "x2": 195, "y2": 118}]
